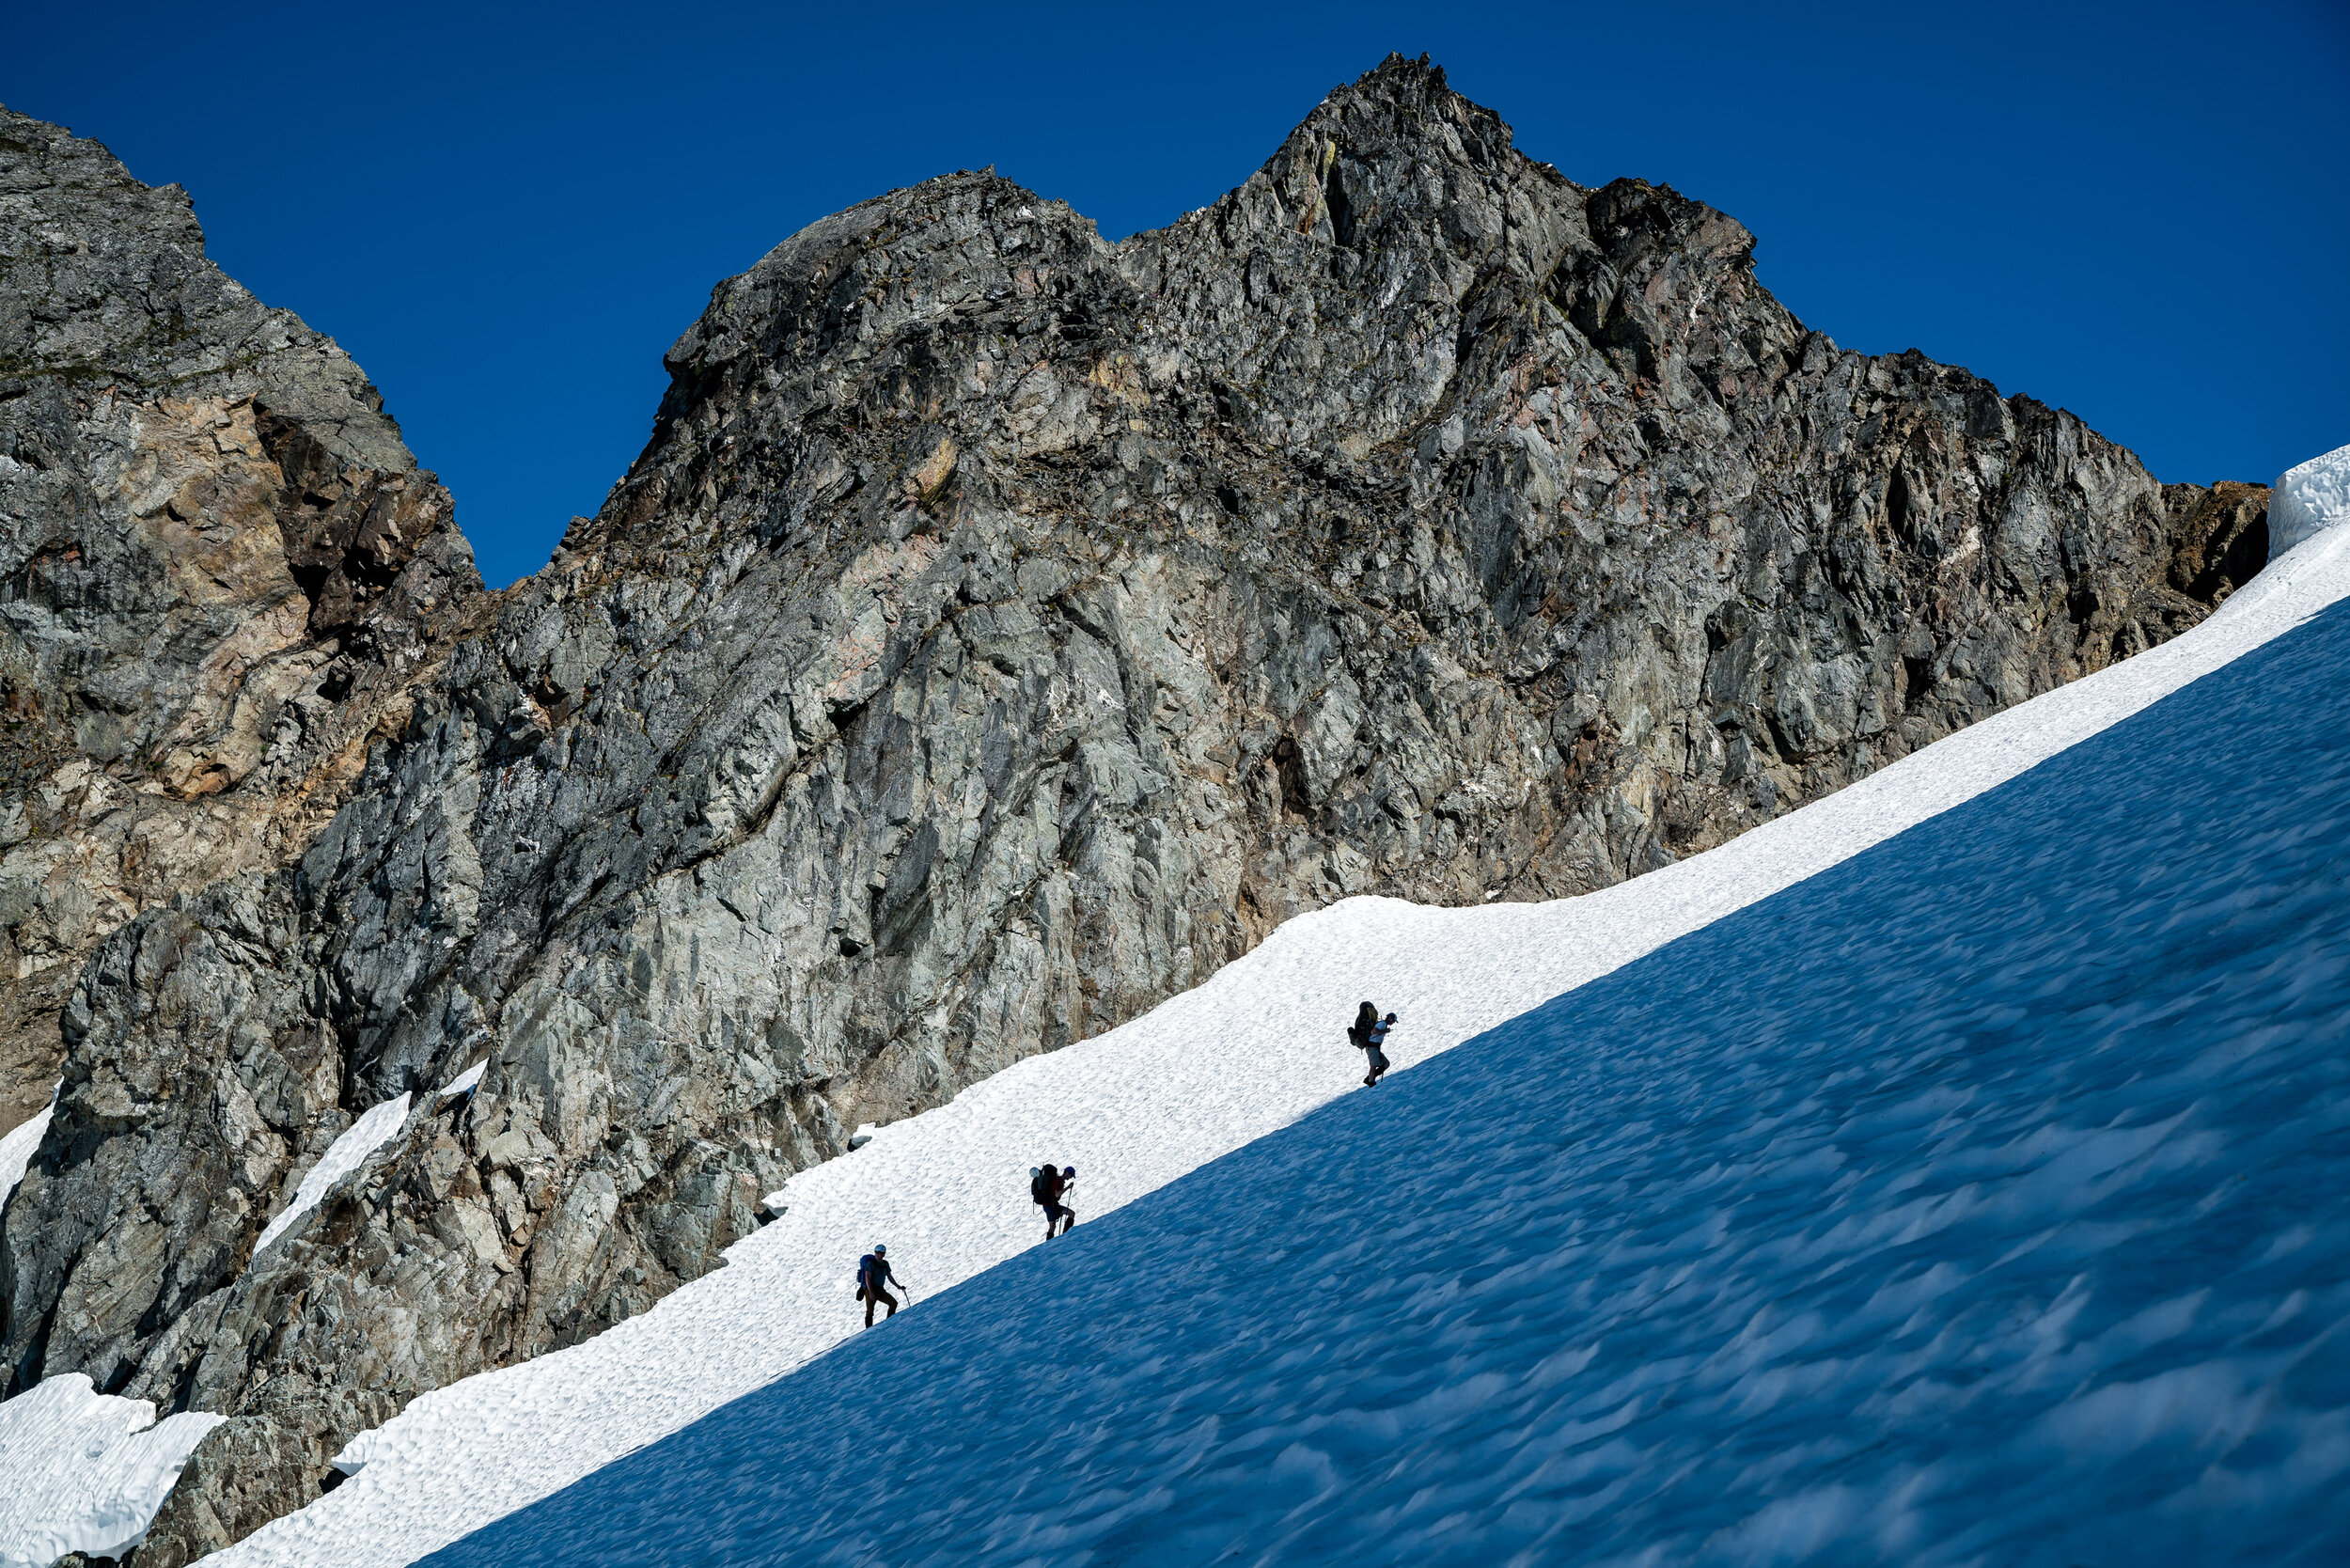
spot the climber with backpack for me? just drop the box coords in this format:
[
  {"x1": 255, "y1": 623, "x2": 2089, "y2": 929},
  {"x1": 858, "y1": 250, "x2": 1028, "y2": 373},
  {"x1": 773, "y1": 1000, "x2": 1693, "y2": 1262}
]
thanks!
[
  {"x1": 1349, "y1": 1001, "x2": 1398, "y2": 1086},
  {"x1": 855, "y1": 1244, "x2": 904, "y2": 1326},
  {"x1": 1030, "y1": 1161, "x2": 1076, "y2": 1239}
]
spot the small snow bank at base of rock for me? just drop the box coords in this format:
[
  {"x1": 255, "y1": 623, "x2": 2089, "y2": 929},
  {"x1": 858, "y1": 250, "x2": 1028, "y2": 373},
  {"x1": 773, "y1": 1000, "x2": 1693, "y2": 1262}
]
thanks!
[
  {"x1": 0, "y1": 1375, "x2": 225, "y2": 1568},
  {"x1": 2272, "y1": 440, "x2": 2350, "y2": 553},
  {"x1": 207, "y1": 447, "x2": 2350, "y2": 1568},
  {"x1": 252, "y1": 1092, "x2": 414, "y2": 1257},
  {"x1": 0, "y1": 1090, "x2": 56, "y2": 1209},
  {"x1": 436, "y1": 1061, "x2": 486, "y2": 1100}
]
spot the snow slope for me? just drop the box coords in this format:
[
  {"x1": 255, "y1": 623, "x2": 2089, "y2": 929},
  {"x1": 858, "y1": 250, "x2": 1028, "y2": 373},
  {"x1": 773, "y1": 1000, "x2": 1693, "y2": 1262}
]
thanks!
[
  {"x1": 176, "y1": 450, "x2": 2350, "y2": 1568},
  {"x1": 0, "y1": 1378, "x2": 224, "y2": 1568},
  {"x1": 422, "y1": 578, "x2": 2350, "y2": 1567}
]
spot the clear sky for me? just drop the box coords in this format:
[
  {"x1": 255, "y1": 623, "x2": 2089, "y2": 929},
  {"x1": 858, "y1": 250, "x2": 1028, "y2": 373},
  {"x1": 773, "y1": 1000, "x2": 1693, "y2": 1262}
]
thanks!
[{"x1": 8, "y1": 0, "x2": 2345, "y2": 588}]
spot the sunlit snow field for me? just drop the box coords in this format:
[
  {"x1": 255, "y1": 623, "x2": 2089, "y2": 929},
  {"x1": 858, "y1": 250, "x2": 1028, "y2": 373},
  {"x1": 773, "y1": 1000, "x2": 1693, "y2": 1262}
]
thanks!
[{"x1": 409, "y1": 604, "x2": 2350, "y2": 1562}]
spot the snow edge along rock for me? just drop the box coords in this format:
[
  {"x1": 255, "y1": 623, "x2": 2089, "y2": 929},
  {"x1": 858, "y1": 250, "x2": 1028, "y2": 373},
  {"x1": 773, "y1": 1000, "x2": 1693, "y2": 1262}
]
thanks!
[{"x1": 0, "y1": 1058, "x2": 465, "y2": 1568}]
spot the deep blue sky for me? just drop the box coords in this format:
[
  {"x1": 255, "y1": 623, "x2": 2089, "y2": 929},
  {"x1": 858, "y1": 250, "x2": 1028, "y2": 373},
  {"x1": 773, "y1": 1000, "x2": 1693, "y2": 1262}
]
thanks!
[{"x1": 8, "y1": 1, "x2": 2344, "y2": 588}]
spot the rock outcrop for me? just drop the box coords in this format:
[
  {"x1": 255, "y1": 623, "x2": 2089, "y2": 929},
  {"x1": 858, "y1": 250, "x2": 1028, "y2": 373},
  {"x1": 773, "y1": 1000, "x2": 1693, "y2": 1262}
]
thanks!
[
  {"x1": 0, "y1": 57, "x2": 2266, "y2": 1561},
  {"x1": 0, "y1": 106, "x2": 483, "y2": 1144}
]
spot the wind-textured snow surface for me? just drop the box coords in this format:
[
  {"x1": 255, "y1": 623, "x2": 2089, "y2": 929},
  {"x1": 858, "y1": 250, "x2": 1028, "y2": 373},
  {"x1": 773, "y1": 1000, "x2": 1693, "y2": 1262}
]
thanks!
[
  {"x1": 2272, "y1": 440, "x2": 2350, "y2": 553},
  {"x1": 417, "y1": 530, "x2": 2350, "y2": 1564},
  {"x1": 196, "y1": 463, "x2": 2350, "y2": 1568},
  {"x1": 0, "y1": 1376, "x2": 224, "y2": 1568},
  {"x1": 252, "y1": 1091, "x2": 415, "y2": 1257}
]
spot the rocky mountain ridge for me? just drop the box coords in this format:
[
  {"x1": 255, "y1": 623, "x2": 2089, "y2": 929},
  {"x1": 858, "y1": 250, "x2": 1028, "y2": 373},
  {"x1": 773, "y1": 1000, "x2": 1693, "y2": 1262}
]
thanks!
[
  {"x1": 0, "y1": 56, "x2": 2267, "y2": 1563},
  {"x1": 0, "y1": 103, "x2": 482, "y2": 1149}
]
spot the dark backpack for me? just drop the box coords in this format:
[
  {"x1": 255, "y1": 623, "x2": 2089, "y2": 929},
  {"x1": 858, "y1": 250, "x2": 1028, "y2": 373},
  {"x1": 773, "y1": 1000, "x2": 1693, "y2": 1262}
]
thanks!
[{"x1": 1030, "y1": 1168, "x2": 1051, "y2": 1205}]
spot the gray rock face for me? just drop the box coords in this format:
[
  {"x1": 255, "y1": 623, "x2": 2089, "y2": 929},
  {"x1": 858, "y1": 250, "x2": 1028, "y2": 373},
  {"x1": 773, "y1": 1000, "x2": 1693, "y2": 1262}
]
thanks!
[
  {"x1": 0, "y1": 106, "x2": 483, "y2": 1143},
  {"x1": 0, "y1": 57, "x2": 2266, "y2": 1560}
]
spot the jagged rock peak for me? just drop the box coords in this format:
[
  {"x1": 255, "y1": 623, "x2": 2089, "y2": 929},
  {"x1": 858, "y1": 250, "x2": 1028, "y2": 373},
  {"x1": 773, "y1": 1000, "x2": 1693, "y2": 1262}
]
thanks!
[
  {"x1": 0, "y1": 106, "x2": 417, "y2": 474},
  {"x1": 1191, "y1": 51, "x2": 1558, "y2": 242}
]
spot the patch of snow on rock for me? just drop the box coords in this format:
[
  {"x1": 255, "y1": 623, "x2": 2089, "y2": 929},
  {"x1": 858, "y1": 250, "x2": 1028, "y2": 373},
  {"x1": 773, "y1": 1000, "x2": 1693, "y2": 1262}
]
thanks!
[
  {"x1": 0, "y1": 1090, "x2": 55, "y2": 1209},
  {"x1": 437, "y1": 1060, "x2": 487, "y2": 1099},
  {"x1": 0, "y1": 1375, "x2": 225, "y2": 1568},
  {"x1": 252, "y1": 1092, "x2": 414, "y2": 1258}
]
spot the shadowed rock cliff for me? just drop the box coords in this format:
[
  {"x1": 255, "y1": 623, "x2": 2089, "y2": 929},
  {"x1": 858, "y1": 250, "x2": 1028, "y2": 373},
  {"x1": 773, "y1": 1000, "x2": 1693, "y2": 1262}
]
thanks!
[{"x1": 0, "y1": 56, "x2": 2266, "y2": 1561}]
